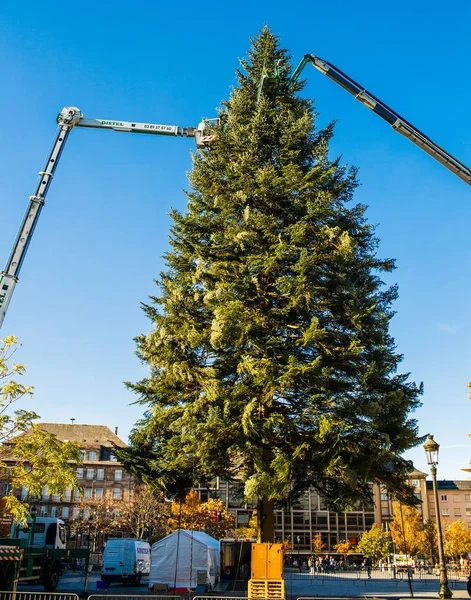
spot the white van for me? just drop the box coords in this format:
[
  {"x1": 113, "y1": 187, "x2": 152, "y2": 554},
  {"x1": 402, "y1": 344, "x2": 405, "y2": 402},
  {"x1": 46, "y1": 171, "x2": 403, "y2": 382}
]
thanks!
[{"x1": 101, "y1": 538, "x2": 151, "y2": 584}]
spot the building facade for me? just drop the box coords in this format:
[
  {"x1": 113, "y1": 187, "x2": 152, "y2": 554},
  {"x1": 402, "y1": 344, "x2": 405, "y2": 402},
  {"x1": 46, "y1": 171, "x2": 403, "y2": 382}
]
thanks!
[
  {"x1": 426, "y1": 480, "x2": 471, "y2": 528},
  {"x1": 196, "y1": 468, "x2": 430, "y2": 553},
  {"x1": 12, "y1": 423, "x2": 137, "y2": 522}
]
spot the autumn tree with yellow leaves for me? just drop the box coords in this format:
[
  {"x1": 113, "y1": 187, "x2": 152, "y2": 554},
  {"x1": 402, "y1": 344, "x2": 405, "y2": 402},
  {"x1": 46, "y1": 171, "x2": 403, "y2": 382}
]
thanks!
[
  {"x1": 168, "y1": 490, "x2": 235, "y2": 539},
  {"x1": 334, "y1": 539, "x2": 356, "y2": 555},
  {"x1": 443, "y1": 519, "x2": 471, "y2": 561},
  {"x1": 389, "y1": 502, "x2": 425, "y2": 556},
  {"x1": 0, "y1": 336, "x2": 82, "y2": 523}
]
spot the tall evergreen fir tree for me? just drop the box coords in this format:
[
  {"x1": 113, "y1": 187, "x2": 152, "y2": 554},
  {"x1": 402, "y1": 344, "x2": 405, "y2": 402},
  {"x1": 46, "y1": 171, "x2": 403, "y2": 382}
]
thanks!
[{"x1": 119, "y1": 27, "x2": 422, "y2": 542}]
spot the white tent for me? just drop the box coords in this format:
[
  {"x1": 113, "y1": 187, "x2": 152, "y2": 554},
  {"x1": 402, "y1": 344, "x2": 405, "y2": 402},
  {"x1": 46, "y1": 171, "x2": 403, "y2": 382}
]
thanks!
[{"x1": 150, "y1": 529, "x2": 220, "y2": 589}]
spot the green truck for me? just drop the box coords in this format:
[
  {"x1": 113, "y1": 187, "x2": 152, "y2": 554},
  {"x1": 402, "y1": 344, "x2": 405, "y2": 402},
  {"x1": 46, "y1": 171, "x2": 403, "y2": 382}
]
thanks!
[{"x1": 0, "y1": 516, "x2": 89, "y2": 591}]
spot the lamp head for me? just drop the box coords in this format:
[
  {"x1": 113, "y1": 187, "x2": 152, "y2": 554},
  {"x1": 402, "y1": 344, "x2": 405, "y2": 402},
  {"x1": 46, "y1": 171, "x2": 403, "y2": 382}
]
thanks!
[{"x1": 424, "y1": 434, "x2": 439, "y2": 466}]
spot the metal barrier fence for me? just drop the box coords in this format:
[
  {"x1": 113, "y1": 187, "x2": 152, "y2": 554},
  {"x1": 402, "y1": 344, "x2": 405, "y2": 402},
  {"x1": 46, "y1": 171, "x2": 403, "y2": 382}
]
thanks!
[
  {"x1": 283, "y1": 566, "x2": 469, "y2": 582},
  {"x1": 194, "y1": 597, "x2": 282, "y2": 600},
  {"x1": 89, "y1": 596, "x2": 182, "y2": 600},
  {"x1": 0, "y1": 593, "x2": 79, "y2": 600}
]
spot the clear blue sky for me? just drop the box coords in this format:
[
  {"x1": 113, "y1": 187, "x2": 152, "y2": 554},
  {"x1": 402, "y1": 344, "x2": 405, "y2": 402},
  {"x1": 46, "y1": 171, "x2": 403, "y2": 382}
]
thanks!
[{"x1": 1, "y1": 0, "x2": 470, "y2": 482}]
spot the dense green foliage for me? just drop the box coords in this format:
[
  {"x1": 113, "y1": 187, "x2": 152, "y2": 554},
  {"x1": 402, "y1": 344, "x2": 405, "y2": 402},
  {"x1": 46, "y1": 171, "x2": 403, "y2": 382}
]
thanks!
[
  {"x1": 119, "y1": 28, "x2": 422, "y2": 526},
  {"x1": 357, "y1": 523, "x2": 392, "y2": 559}
]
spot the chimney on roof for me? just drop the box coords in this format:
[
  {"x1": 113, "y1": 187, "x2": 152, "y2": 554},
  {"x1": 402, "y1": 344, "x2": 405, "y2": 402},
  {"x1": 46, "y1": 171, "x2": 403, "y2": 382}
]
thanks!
[{"x1": 115, "y1": 427, "x2": 118, "y2": 435}]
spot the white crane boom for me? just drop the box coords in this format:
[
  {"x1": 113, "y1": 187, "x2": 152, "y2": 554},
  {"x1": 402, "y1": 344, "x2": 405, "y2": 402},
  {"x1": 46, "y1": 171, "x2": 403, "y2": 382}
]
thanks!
[{"x1": 0, "y1": 107, "x2": 209, "y2": 329}]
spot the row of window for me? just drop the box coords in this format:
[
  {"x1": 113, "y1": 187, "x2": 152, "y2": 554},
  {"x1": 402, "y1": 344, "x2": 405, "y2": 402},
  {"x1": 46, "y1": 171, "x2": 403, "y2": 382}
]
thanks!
[
  {"x1": 438, "y1": 494, "x2": 471, "y2": 503},
  {"x1": 21, "y1": 486, "x2": 124, "y2": 502},
  {"x1": 432, "y1": 508, "x2": 471, "y2": 517},
  {"x1": 79, "y1": 450, "x2": 118, "y2": 462},
  {"x1": 76, "y1": 468, "x2": 123, "y2": 481},
  {"x1": 35, "y1": 505, "x2": 112, "y2": 520},
  {"x1": 84, "y1": 487, "x2": 123, "y2": 500}
]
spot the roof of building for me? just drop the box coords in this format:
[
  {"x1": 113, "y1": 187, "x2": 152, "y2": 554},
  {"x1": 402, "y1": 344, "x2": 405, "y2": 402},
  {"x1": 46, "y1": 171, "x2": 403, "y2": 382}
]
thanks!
[
  {"x1": 36, "y1": 423, "x2": 127, "y2": 448},
  {"x1": 425, "y1": 479, "x2": 471, "y2": 490},
  {"x1": 408, "y1": 467, "x2": 428, "y2": 478}
]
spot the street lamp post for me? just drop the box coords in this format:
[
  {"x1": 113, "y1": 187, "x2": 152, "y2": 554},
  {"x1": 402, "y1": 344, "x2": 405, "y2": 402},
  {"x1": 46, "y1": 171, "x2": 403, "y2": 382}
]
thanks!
[{"x1": 424, "y1": 434, "x2": 452, "y2": 599}]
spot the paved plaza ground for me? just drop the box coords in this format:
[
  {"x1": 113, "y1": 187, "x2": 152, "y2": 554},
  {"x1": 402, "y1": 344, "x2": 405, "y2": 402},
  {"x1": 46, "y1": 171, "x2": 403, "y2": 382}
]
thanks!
[{"x1": 13, "y1": 571, "x2": 471, "y2": 599}]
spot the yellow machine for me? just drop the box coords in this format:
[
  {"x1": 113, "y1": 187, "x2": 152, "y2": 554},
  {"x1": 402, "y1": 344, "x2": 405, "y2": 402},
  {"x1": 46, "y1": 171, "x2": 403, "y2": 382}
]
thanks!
[{"x1": 249, "y1": 543, "x2": 285, "y2": 599}]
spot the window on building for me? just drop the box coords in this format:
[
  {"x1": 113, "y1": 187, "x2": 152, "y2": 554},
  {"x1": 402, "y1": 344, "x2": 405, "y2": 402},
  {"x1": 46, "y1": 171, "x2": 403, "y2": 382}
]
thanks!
[
  {"x1": 76, "y1": 468, "x2": 83, "y2": 479},
  {"x1": 113, "y1": 488, "x2": 121, "y2": 500},
  {"x1": 453, "y1": 495, "x2": 461, "y2": 502},
  {"x1": 21, "y1": 487, "x2": 28, "y2": 501},
  {"x1": 80, "y1": 451, "x2": 86, "y2": 461},
  {"x1": 411, "y1": 479, "x2": 419, "y2": 487},
  {"x1": 114, "y1": 469, "x2": 122, "y2": 481},
  {"x1": 88, "y1": 451, "x2": 97, "y2": 461},
  {"x1": 441, "y1": 495, "x2": 448, "y2": 502},
  {"x1": 85, "y1": 488, "x2": 93, "y2": 499},
  {"x1": 42, "y1": 487, "x2": 49, "y2": 501},
  {"x1": 64, "y1": 488, "x2": 71, "y2": 500},
  {"x1": 52, "y1": 493, "x2": 60, "y2": 502},
  {"x1": 466, "y1": 509, "x2": 471, "y2": 516},
  {"x1": 442, "y1": 508, "x2": 450, "y2": 516},
  {"x1": 83, "y1": 509, "x2": 90, "y2": 519},
  {"x1": 72, "y1": 508, "x2": 80, "y2": 520},
  {"x1": 40, "y1": 506, "x2": 47, "y2": 516},
  {"x1": 97, "y1": 469, "x2": 104, "y2": 480},
  {"x1": 110, "y1": 454, "x2": 118, "y2": 462},
  {"x1": 95, "y1": 488, "x2": 103, "y2": 499},
  {"x1": 73, "y1": 488, "x2": 80, "y2": 500},
  {"x1": 465, "y1": 494, "x2": 471, "y2": 502},
  {"x1": 86, "y1": 469, "x2": 94, "y2": 480},
  {"x1": 381, "y1": 494, "x2": 388, "y2": 501},
  {"x1": 61, "y1": 507, "x2": 69, "y2": 519},
  {"x1": 51, "y1": 507, "x2": 57, "y2": 518},
  {"x1": 454, "y1": 508, "x2": 461, "y2": 516}
]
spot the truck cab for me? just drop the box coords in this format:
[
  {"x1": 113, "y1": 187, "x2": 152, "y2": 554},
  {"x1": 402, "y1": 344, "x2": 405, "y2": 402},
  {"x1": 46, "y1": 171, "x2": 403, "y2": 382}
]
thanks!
[{"x1": 10, "y1": 517, "x2": 66, "y2": 550}]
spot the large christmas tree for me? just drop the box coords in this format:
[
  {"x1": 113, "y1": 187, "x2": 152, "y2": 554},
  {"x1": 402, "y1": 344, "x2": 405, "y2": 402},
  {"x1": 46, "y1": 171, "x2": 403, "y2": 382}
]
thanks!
[{"x1": 119, "y1": 27, "x2": 422, "y2": 542}]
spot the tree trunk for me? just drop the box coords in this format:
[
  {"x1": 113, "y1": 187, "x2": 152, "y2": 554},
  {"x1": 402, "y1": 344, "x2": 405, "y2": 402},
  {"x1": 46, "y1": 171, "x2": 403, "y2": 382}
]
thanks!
[{"x1": 257, "y1": 499, "x2": 275, "y2": 543}]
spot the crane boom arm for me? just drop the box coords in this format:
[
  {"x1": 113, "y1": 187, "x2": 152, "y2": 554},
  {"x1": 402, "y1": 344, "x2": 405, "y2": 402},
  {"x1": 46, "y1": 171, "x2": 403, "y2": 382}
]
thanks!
[
  {"x1": 0, "y1": 107, "x2": 202, "y2": 329},
  {"x1": 77, "y1": 117, "x2": 197, "y2": 138},
  {"x1": 287, "y1": 54, "x2": 471, "y2": 186}
]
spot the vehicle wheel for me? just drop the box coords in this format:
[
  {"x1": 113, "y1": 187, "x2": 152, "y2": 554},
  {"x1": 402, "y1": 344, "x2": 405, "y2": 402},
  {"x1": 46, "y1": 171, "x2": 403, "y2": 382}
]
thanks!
[
  {"x1": 44, "y1": 564, "x2": 60, "y2": 592},
  {"x1": 2, "y1": 564, "x2": 15, "y2": 591}
]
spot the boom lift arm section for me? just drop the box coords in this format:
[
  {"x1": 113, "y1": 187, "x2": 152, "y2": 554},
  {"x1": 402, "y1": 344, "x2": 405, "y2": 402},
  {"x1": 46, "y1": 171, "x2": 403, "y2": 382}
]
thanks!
[
  {"x1": 263, "y1": 54, "x2": 471, "y2": 186},
  {"x1": 0, "y1": 108, "x2": 82, "y2": 327},
  {"x1": 0, "y1": 107, "x2": 208, "y2": 329}
]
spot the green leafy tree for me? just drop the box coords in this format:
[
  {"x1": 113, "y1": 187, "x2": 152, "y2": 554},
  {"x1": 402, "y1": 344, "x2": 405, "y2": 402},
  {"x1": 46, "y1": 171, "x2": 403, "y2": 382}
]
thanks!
[
  {"x1": 421, "y1": 520, "x2": 438, "y2": 563},
  {"x1": 389, "y1": 502, "x2": 425, "y2": 556},
  {"x1": 357, "y1": 523, "x2": 391, "y2": 560},
  {"x1": 118, "y1": 27, "x2": 422, "y2": 542},
  {"x1": 0, "y1": 336, "x2": 82, "y2": 522}
]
